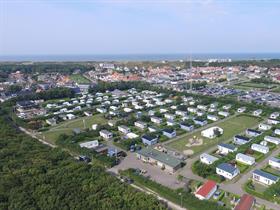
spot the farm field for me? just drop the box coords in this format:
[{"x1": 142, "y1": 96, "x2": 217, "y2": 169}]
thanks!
[
  {"x1": 70, "y1": 74, "x2": 91, "y2": 84},
  {"x1": 39, "y1": 114, "x2": 107, "y2": 143},
  {"x1": 166, "y1": 115, "x2": 262, "y2": 155}
]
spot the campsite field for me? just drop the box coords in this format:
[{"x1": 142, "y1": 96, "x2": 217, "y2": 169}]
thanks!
[
  {"x1": 39, "y1": 114, "x2": 107, "y2": 143},
  {"x1": 70, "y1": 74, "x2": 91, "y2": 84},
  {"x1": 166, "y1": 114, "x2": 262, "y2": 155}
]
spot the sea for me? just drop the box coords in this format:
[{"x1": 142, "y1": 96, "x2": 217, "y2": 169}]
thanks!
[{"x1": 0, "y1": 53, "x2": 280, "y2": 62}]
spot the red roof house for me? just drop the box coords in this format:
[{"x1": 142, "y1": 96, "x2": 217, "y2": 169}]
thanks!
[
  {"x1": 195, "y1": 180, "x2": 217, "y2": 200},
  {"x1": 234, "y1": 194, "x2": 255, "y2": 210}
]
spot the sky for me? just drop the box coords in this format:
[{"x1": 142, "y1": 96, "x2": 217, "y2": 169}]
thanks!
[{"x1": 0, "y1": 0, "x2": 280, "y2": 55}]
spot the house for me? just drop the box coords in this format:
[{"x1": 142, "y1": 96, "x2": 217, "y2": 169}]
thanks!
[
  {"x1": 160, "y1": 108, "x2": 168, "y2": 113},
  {"x1": 207, "y1": 114, "x2": 219, "y2": 122},
  {"x1": 46, "y1": 118, "x2": 57, "y2": 126},
  {"x1": 175, "y1": 110, "x2": 188, "y2": 117},
  {"x1": 193, "y1": 118, "x2": 208, "y2": 126},
  {"x1": 237, "y1": 107, "x2": 246, "y2": 113},
  {"x1": 195, "y1": 180, "x2": 217, "y2": 200},
  {"x1": 142, "y1": 134, "x2": 158, "y2": 146},
  {"x1": 252, "y1": 169, "x2": 279, "y2": 185},
  {"x1": 187, "y1": 107, "x2": 197, "y2": 113},
  {"x1": 96, "y1": 107, "x2": 107, "y2": 113},
  {"x1": 275, "y1": 128, "x2": 280, "y2": 136},
  {"x1": 151, "y1": 116, "x2": 163, "y2": 124},
  {"x1": 216, "y1": 163, "x2": 240, "y2": 180},
  {"x1": 234, "y1": 135, "x2": 251, "y2": 145},
  {"x1": 84, "y1": 111, "x2": 92, "y2": 116},
  {"x1": 179, "y1": 122, "x2": 194, "y2": 131},
  {"x1": 223, "y1": 104, "x2": 232, "y2": 110},
  {"x1": 200, "y1": 153, "x2": 218, "y2": 165},
  {"x1": 218, "y1": 111, "x2": 230, "y2": 117},
  {"x1": 164, "y1": 113, "x2": 175, "y2": 120},
  {"x1": 166, "y1": 119, "x2": 176, "y2": 126},
  {"x1": 269, "y1": 157, "x2": 280, "y2": 170},
  {"x1": 108, "y1": 120, "x2": 116, "y2": 127},
  {"x1": 148, "y1": 110, "x2": 155, "y2": 116},
  {"x1": 270, "y1": 112, "x2": 279, "y2": 119},
  {"x1": 148, "y1": 126, "x2": 158, "y2": 133},
  {"x1": 218, "y1": 143, "x2": 237, "y2": 155},
  {"x1": 124, "y1": 107, "x2": 133, "y2": 113},
  {"x1": 136, "y1": 147, "x2": 182, "y2": 173},
  {"x1": 79, "y1": 140, "x2": 99, "y2": 149},
  {"x1": 236, "y1": 153, "x2": 255, "y2": 165},
  {"x1": 208, "y1": 108, "x2": 217, "y2": 113},
  {"x1": 210, "y1": 102, "x2": 218, "y2": 108},
  {"x1": 118, "y1": 125, "x2": 131, "y2": 134},
  {"x1": 99, "y1": 130, "x2": 113, "y2": 140},
  {"x1": 234, "y1": 194, "x2": 255, "y2": 210},
  {"x1": 126, "y1": 132, "x2": 139, "y2": 139},
  {"x1": 66, "y1": 113, "x2": 76, "y2": 120},
  {"x1": 258, "y1": 123, "x2": 272, "y2": 131},
  {"x1": 251, "y1": 143, "x2": 269, "y2": 154},
  {"x1": 134, "y1": 121, "x2": 147, "y2": 130},
  {"x1": 201, "y1": 127, "x2": 223, "y2": 139},
  {"x1": 267, "y1": 118, "x2": 280, "y2": 125},
  {"x1": 196, "y1": 111, "x2": 205, "y2": 117},
  {"x1": 246, "y1": 129, "x2": 262, "y2": 137},
  {"x1": 162, "y1": 128, "x2": 176, "y2": 138},
  {"x1": 197, "y1": 104, "x2": 208, "y2": 111},
  {"x1": 264, "y1": 136, "x2": 280, "y2": 145},
  {"x1": 253, "y1": 109, "x2": 262, "y2": 116}
]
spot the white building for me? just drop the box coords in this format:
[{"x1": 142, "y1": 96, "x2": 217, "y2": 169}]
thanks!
[
  {"x1": 218, "y1": 143, "x2": 237, "y2": 155},
  {"x1": 264, "y1": 136, "x2": 280, "y2": 145},
  {"x1": 96, "y1": 107, "x2": 107, "y2": 113},
  {"x1": 201, "y1": 127, "x2": 223, "y2": 139},
  {"x1": 237, "y1": 107, "x2": 246, "y2": 113},
  {"x1": 275, "y1": 129, "x2": 280, "y2": 136},
  {"x1": 218, "y1": 111, "x2": 230, "y2": 117},
  {"x1": 200, "y1": 153, "x2": 218, "y2": 165},
  {"x1": 66, "y1": 113, "x2": 76, "y2": 120},
  {"x1": 99, "y1": 130, "x2": 113, "y2": 140},
  {"x1": 252, "y1": 169, "x2": 279, "y2": 186},
  {"x1": 118, "y1": 125, "x2": 131, "y2": 134},
  {"x1": 253, "y1": 109, "x2": 262, "y2": 116},
  {"x1": 251, "y1": 144, "x2": 269, "y2": 154},
  {"x1": 197, "y1": 104, "x2": 208, "y2": 111},
  {"x1": 270, "y1": 112, "x2": 279, "y2": 119},
  {"x1": 134, "y1": 121, "x2": 147, "y2": 130},
  {"x1": 216, "y1": 163, "x2": 240, "y2": 180},
  {"x1": 151, "y1": 116, "x2": 162, "y2": 124},
  {"x1": 267, "y1": 118, "x2": 280, "y2": 125},
  {"x1": 236, "y1": 153, "x2": 255, "y2": 165},
  {"x1": 79, "y1": 140, "x2": 99, "y2": 149},
  {"x1": 207, "y1": 115, "x2": 219, "y2": 122},
  {"x1": 164, "y1": 113, "x2": 175, "y2": 120},
  {"x1": 269, "y1": 157, "x2": 280, "y2": 170},
  {"x1": 195, "y1": 180, "x2": 217, "y2": 200},
  {"x1": 258, "y1": 123, "x2": 272, "y2": 131}
]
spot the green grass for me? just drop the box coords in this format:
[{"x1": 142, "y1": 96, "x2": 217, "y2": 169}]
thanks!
[
  {"x1": 70, "y1": 74, "x2": 91, "y2": 84},
  {"x1": 40, "y1": 114, "x2": 107, "y2": 143},
  {"x1": 238, "y1": 82, "x2": 276, "y2": 89},
  {"x1": 166, "y1": 115, "x2": 261, "y2": 155},
  {"x1": 263, "y1": 165, "x2": 280, "y2": 176}
]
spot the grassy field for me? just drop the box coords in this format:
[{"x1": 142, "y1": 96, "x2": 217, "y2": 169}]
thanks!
[
  {"x1": 232, "y1": 82, "x2": 277, "y2": 90},
  {"x1": 166, "y1": 115, "x2": 261, "y2": 154},
  {"x1": 40, "y1": 114, "x2": 107, "y2": 143},
  {"x1": 70, "y1": 74, "x2": 91, "y2": 84}
]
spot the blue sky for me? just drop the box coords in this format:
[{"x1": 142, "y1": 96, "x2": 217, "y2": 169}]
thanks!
[{"x1": 0, "y1": 0, "x2": 279, "y2": 55}]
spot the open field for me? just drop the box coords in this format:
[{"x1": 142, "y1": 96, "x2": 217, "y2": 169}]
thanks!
[
  {"x1": 231, "y1": 82, "x2": 278, "y2": 90},
  {"x1": 70, "y1": 74, "x2": 91, "y2": 84},
  {"x1": 40, "y1": 114, "x2": 107, "y2": 143},
  {"x1": 166, "y1": 115, "x2": 262, "y2": 154}
]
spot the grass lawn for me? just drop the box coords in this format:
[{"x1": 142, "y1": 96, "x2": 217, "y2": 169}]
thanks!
[
  {"x1": 238, "y1": 82, "x2": 276, "y2": 89},
  {"x1": 70, "y1": 74, "x2": 91, "y2": 84},
  {"x1": 40, "y1": 114, "x2": 107, "y2": 143},
  {"x1": 166, "y1": 115, "x2": 261, "y2": 155},
  {"x1": 236, "y1": 162, "x2": 249, "y2": 173},
  {"x1": 263, "y1": 165, "x2": 280, "y2": 176}
]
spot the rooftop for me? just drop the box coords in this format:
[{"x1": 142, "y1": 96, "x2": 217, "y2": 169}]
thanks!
[
  {"x1": 196, "y1": 180, "x2": 216, "y2": 198},
  {"x1": 253, "y1": 169, "x2": 279, "y2": 181},
  {"x1": 234, "y1": 194, "x2": 255, "y2": 210}
]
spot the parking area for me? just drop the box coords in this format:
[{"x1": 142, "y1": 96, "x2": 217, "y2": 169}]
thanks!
[{"x1": 108, "y1": 152, "x2": 185, "y2": 189}]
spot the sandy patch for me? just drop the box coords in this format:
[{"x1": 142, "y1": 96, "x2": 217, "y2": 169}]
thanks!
[
  {"x1": 183, "y1": 150, "x2": 194, "y2": 156},
  {"x1": 185, "y1": 136, "x2": 204, "y2": 147}
]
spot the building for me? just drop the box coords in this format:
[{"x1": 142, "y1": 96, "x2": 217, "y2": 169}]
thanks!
[
  {"x1": 200, "y1": 153, "x2": 218, "y2": 165},
  {"x1": 179, "y1": 122, "x2": 194, "y2": 131},
  {"x1": 253, "y1": 109, "x2": 262, "y2": 116},
  {"x1": 236, "y1": 153, "x2": 255, "y2": 165},
  {"x1": 218, "y1": 111, "x2": 230, "y2": 117},
  {"x1": 195, "y1": 180, "x2": 217, "y2": 200},
  {"x1": 79, "y1": 140, "x2": 99, "y2": 149},
  {"x1": 237, "y1": 107, "x2": 246, "y2": 113},
  {"x1": 218, "y1": 143, "x2": 237, "y2": 155},
  {"x1": 234, "y1": 135, "x2": 251, "y2": 145},
  {"x1": 207, "y1": 114, "x2": 219, "y2": 122},
  {"x1": 164, "y1": 113, "x2": 175, "y2": 120},
  {"x1": 252, "y1": 169, "x2": 279, "y2": 185},
  {"x1": 258, "y1": 123, "x2": 272, "y2": 131},
  {"x1": 275, "y1": 129, "x2": 280, "y2": 136},
  {"x1": 216, "y1": 163, "x2": 240, "y2": 180},
  {"x1": 66, "y1": 113, "x2": 76, "y2": 120},
  {"x1": 148, "y1": 126, "x2": 158, "y2": 133},
  {"x1": 201, "y1": 127, "x2": 223, "y2": 139},
  {"x1": 136, "y1": 147, "x2": 182, "y2": 173},
  {"x1": 46, "y1": 118, "x2": 57, "y2": 126},
  {"x1": 269, "y1": 157, "x2": 280, "y2": 170},
  {"x1": 234, "y1": 194, "x2": 255, "y2": 210},
  {"x1": 96, "y1": 107, "x2": 107, "y2": 113},
  {"x1": 118, "y1": 125, "x2": 131, "y2": 134},
  {"x1": 141, "y1": 134, "x2": 158, "y2": 146},
  {"x1": 270, "y1": 112, "x2": 279, "y2": 119},
  {"x1": 246, "y1": 129, "x2": 262, "y2": 137},
  {"x1": 251, "y1": 143, "x2": 269, "y2": 154},
  {"x1": 162, "y1": 128, "x2": 176, "y2": 138},
  {"x1": 264, "y1": 136, "x2": 280, "y2": 145},
  {"x1": 151, "y1": 116, "x2": 163, "y2": 124},
  {"x1": 267, "y1": 118, "x2": 280, "y2": 125},
  {"x1": 99, "y1": 130, "x2": 113, "y2": 140},
  {"x1": 193, "y1": 118, "x2": 208, "y2": 126},
  {"x1": 134, "y1": 121, "x2": 147, "y2": 130}
]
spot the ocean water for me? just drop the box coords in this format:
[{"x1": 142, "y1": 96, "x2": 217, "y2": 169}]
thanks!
[{"x1": 0, "y1": 53, "x2": 280, "y2": 62}]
